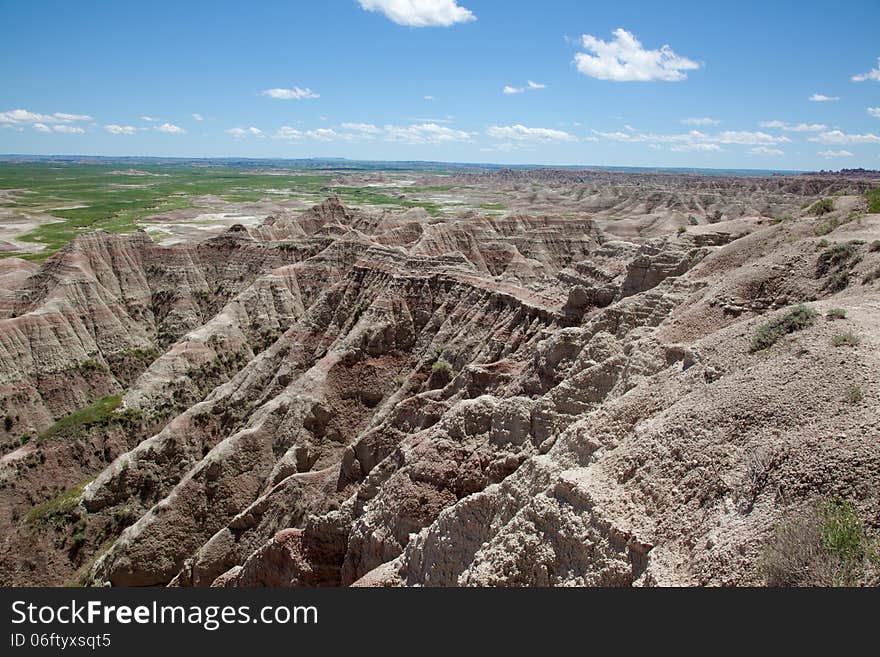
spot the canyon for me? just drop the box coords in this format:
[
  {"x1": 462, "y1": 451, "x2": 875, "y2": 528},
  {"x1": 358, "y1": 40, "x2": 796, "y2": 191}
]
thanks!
[{"x1": 1, "y1": 168, "x2": 878, "y2": 587}]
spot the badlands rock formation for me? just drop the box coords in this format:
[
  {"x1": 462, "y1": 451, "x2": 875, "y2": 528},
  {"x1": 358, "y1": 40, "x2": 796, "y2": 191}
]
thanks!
[{"x1": 1, "y1": 181, "x2": 878, "y2": 586}]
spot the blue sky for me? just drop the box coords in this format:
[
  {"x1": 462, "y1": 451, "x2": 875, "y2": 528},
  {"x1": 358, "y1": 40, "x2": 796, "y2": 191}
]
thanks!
[{"x1": 1, "y1": 0, "x2": 879, "y2": 169}]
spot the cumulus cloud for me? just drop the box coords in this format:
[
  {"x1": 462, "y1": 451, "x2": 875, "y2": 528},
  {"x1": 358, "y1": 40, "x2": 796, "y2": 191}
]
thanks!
[
  {"x1": 808, "y1": 130, "x2": 880, "y2": 144},
  {"x1": 140, "y1": 116, "x2": 158, "y2": 122},
  {"x1": 271, "y1": 126, "x2": 360, "y2": 142},
  {"x1": 750, "y1": 146, "x2": 784, "y2": 156},
  {"x1": 503, "y1": 80, "x2": 546, "y2": 95},
  {"x1": 192, "y1": 113, "x2": 204, "y2": 121},
  {"x1": 819, "y1": 150, "x2": 854, "y2": 158},
  {"x1": 33, "y1": 123, "x2": 51, "y2": 133},
  {"x1": 758, "y1": 120, "x2": 826, "y2": 132},
  {"x1": 486, "y1": 124, "x2": 577, "y2": 143},
  {"x1": 104, "y1": 124, "x2": 139, "y2": 135},
  {"x1": 852, "y1": 58, "x2": 880, "y2": 82},
  {"x1": 669, "y1": 143, "x2": 722, "y2": 152},
  {"x1": 574, "y1": 28, "x2": 700, "y2": 82},
  {"x1": 51, "y1": 125, "x2": 85, "y2": 134},
  {"x1": 384, "y1": 122, "x2": 473, "y2": 144},
  {"x1": 357, "y1": 0, "x2": 475, "y2": 27},
  {"x1": 0, "y1": 108, "x2": 92, "y2": 126},
  {"x1": 261, "y1": 86, "x2": 319, "y2": 100},
  {"x1": 682, "y1": 117, "x2": 720, "y2": 126},
  {"x1": 594, "y1": 128, "x2": 789, "y2": 150},
  {"x1": 156, "y1": 123, "x2": 185, "y2": 134},
  {"x1": 809, "y1": 93, "x2": 839, "y2": 102},
  {"x1": 340, "y1": 122, "x2": 382, "y2": 134},
  {"x1": 227, "y1": 127, "x2": 264, "y2": 138},
  {"x1": 868, "y1": 107, "x2": 880, "y2": 118}
]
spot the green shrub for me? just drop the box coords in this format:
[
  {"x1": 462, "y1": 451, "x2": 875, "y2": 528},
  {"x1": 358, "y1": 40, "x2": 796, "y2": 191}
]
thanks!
[
  {"x1": 750, "y1": 305, "x2": 818, "y2": 352},
  {"x1": 677, "y1": 225, "x2": 686, "y2": 235},
  {"x1": 869, "y1": 240, "x2": 880, "y2": 253},
  {"x1": 844, "y1": 384, "x2": 864, "y2": 404},
  {"x1": 866, "y1": 188, "x2": 880, "y2": 214},
  {"x1": 762, "y1": 498, "x2": 878, "y2": 586},
  {"x1": 831, "y1": 331, "x2": 860, "y2": 347},
  {"x1": 809, "y1": 198, "x2": 835, "y2": 216},
  {"x1": 825, "y1": 308, "x2": 847, "y2": 320},
  {"x1": 431, "y1": 359, "x2": 453, "y2": 378}
]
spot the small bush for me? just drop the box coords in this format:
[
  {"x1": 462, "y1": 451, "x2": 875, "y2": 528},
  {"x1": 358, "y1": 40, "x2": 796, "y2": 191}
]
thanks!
[
  {"x1": 707, "y1": 209, "x2": 723, "y2": 224},
  {"x1": 844, "y1": 384, "x2": 864, "y2": 404},
  {"x1": 825, "y1": 308, "x2": 847, "y2": 320},
  {"x1": 677, "y1": 225, "x2": 686, "y2": 235},
  {"x1": 762, "y1": 498, "x2": 878, "y2": 586},
  {"x1": 750, "y1": 305, "x2": 817, "y2": 352},
  {"x1": 809, "y1": 198, "x2": 835, "y2": 217},
  {"x1": 866, "y1": 188, "x2": 880, "y2": 214},
  {"x1": 431, "y1": 358, "x2": 453, "y2": 378},
  {"x1": 869, "y1": 240, "x2": 880, "y2": 253},
  {"x1": 831, "y1": 331, "x2": 860, "y2": 347}
]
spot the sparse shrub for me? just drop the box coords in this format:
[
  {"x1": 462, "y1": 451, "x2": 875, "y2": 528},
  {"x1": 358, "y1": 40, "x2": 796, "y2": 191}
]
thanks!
[
  {"x1": 677, "y1": 225, "x2": 686, "y2": 235},
  {"x1": 431, "y1": 358, "x2": 453, "y2": 378},
  {"x1": 869, "y1": 240, "x2": 880, "y2": 253},
  {"x1": 826, "y1": 308, "x2": 847, "y2": 320},
  {"x1": 814, "y1": 217, "x2": 840, "y2": 236},
  {"x1": 831, "y1": 331, "x2": 860, "y2": 347},
  {"x1": 3, "y1": 416, "x2": 12, "y2": 432},
  {"x1": 844, "y1": 384, "x2": 864, "y2": 404},
  {"x1": 816, "y1": 241, "x2": 862, "y2": 291},
  {"x1": 862, "y1": 267, "x2": 880, "y2": 285},
  {"x1": 761, "y1": 498, "x2": 878, "y2": 586},
  {"x1": 866, "y1": 188, "x2": 880, "y2": 214},
  {"x1": 688, "y1": 215, "x2": 698, "y2": 226},
  {"x1": 750, "y1": 305, "x2": 818, "y2": 352},
  {"x1": 809, "y1": 197, "x2": 835, "y2": 217},
  {"x1": 708, "y1": 209, "x2": 723, "y2": 224},
  {"x1": 818, "y1": 238, "x2": 830, "y2": 248}
]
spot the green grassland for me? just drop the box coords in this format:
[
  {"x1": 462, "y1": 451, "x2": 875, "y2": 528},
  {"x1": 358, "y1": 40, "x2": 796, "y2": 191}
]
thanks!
[
  {"x1": 0, "y1": 162, "x2": 333, "y2": 259},
  {"x1": 0, "y1": 162, "x2": 481, "y2": 260}
]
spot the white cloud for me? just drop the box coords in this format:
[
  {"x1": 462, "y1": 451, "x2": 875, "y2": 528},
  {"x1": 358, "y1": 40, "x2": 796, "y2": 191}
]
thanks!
[
  {"x1": 0, "y1": 108, "x2": 92, "y2": 126},
  {"x1": 191, "y1": 113, "x2": 204, "y2": 121},
  {"x1": 750, "y1": 146, "x2": 784, "y2": 156},
  {"x1": 261, "y1": 86, "x2": 319, "y2": 100},
  {"x1": 227, "y1": 127, "x2": 264, "y2": 138},
  {"x1": 385, "y1": 122, "x2": 473, "y2": 144},
  {"x1": 357, "y1": 0, "x2": 475, "y2": 27},
  {"x1": 809, "y1": 93, "x2": 839, "y2": 102},
  {"x1": 574, "y1": 28, "x2": 700, "y2": 82},
  {"x1": 104, "y1": 124, "x2": 139, "y2": 135},
  {"x1": 487, "y1": 124, "x2": 578, "y2": 143},
  {"x1": 341, "y1": 122, "x2": 381, "y2": 134},
  {"x1": 670, "y1": 143, "x2": 722, "y2": 152},
  {"x1": 275, "y1": 126, "x2": 304, "y2": 140},
  {"x1": 140, "y1": 116, "x2": 158, "y2": 122},
  {"x1": 819, "y1": 150, "x2": 854, "y2": 158},
  {"x1": 852, "y1": 58, "x2": 880, "y2": 82},
  {"x1": 759, "y1": 120, "x2": 826, "y2": 132},
  {"x1": 808, "y1": 130, "x2": 880, "y2": 144},
  {"x1": 682, "y1": 117, "x2": 720, "y2": 126},
  {"x1": 868, "y1": 107, "x2": 880, "y2": 118},
  {"x1": 503, "y1": 80, "x2": 546, "y2": 95},
  {"x1": 304, "y1": 128, "x2": 346, "y2": 141},
  {"x1": 594, "y1": 129, "x2": 788, "y2": 147},
  {"x1": 424, "y1": 95, "x2": 435, "y2": 101},
  {"x1": 52, "y1": 125, "x2": 85, "y2": 134},
  {"x1": 156, "y1": 123, "x2": 186, "y2": 134},
  {"x1": 33, "y1": 123, "x2": 51, "y2": 133}
]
